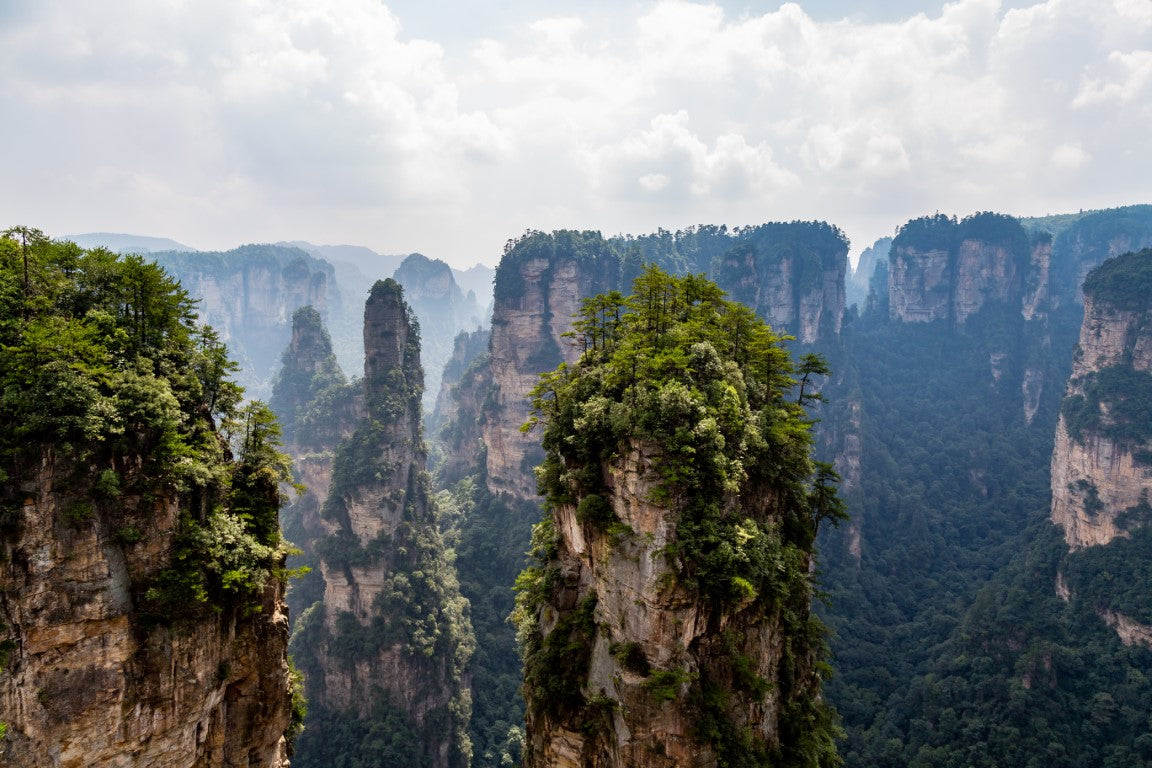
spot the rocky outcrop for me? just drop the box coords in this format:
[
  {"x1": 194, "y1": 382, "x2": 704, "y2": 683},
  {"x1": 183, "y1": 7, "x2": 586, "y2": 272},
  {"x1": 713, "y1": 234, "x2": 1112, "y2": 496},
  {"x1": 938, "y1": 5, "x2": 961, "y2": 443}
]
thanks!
[
  {"x1": 289, "y1": 279, "x2": 473, "y2": 768},
  {"x1": 430, "y1": 328, "x2": 490, "y2": 449},
  {"x1": 393, "y1": 254, "x2": 488, "y2": 413},
  {"x1": 526, "y1": 445, "x2": 814, "y2": 768},
  {"x1": 0, "y1": 460, "x2": 293, "y2": 767},
  {"x1": 518, "y1": 269, "x2": 838, "y2": 768},
  {"x1": 847, "y1": 237, "x2": 891, "y2": 310},
  {"x1": 711, "y1": 222, "x2": 848, "y2": 343},
  {"x1": 458, "y1": 225, "x2": 848, "y2": 502},
  {"x1": 887, "y1": 213, "x2": 1029, "y2": 326},
  {"x1": 479, "y1": 232, "x2": 620, "y2": 497},
  {"x1": 153, "y1": 245, "x2": 341, "y2": 397},
  {"x1": 1050, "y1": 249, "x2": 1152, "y2": 550},
  {"x1": 269, "y1": 307, "x2": 362, "y2": 628}
]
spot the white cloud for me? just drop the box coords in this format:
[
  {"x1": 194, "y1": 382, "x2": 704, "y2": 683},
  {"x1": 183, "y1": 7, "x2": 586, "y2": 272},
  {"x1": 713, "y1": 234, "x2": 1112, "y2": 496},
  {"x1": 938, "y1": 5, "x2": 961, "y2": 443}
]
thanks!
[
  {"x1": 0, "y1": 0, "x2": 1148, "y2": 263},
  {"x1": 1051, "y1": 142, "x2": 1090, "y2": 169}
]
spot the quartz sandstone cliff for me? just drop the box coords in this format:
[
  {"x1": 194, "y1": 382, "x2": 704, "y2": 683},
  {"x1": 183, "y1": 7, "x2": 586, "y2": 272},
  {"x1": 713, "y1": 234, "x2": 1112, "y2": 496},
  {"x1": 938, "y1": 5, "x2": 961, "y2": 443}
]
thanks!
[
  {"x1": 446, "y1": 226, "x2": 848, "y2": 502},
  {"x1": 0, "y1": 464, "x2": 292, "y2": 768},
  {"x1": 1049, "y1": 249, "x2": 1152, "y2": 648},
  {"x1": 154, "y1": 245, "x2": 338, "y2": 396},
  {"x1": 525, "y1": 447, "x2": 825, "y2": 768},
  {"x1": 269, "y1": 306, "x2": 362, "y2": 626},
  {"x1": 289, "y1": 280, "x2": 473, "y2": 768},
  {"x1": 1050, "y1": 251, "x2": 1152, "y2": 550}
]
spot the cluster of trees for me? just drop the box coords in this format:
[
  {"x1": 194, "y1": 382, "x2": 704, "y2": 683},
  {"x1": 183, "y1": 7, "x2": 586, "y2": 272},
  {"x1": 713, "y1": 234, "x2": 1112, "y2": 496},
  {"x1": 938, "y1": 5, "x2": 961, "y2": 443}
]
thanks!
[
  {"x1": 516, "y1": 266, "x2": 844, "y2": 766},
  {"x1": 0, "y1": 227, "x2": 294, "y2": 617},
  {"x1": 819, "y1": 239, "x2": 1152, "y2": 766}
]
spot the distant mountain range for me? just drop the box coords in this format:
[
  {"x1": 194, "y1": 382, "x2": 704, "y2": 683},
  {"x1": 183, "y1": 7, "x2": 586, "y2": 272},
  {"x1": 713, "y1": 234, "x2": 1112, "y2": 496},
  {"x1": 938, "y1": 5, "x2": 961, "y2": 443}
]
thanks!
[{"x1": 66, "y1": 232, "x2": 199, "y2": 253}]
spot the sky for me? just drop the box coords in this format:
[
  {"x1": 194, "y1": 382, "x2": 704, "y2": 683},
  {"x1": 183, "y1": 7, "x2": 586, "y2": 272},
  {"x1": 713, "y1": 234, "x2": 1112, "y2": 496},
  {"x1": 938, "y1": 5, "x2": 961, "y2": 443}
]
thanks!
[{"x1": 1, "y1": 0, "x2": 1149, "y2": 268}]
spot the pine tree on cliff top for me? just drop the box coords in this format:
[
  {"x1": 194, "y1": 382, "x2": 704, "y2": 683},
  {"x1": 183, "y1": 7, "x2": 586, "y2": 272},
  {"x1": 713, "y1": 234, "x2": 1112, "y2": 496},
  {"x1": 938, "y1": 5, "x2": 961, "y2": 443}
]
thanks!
[{"x1": 516, "y1": 265, "x2": 845, "y2": 768}]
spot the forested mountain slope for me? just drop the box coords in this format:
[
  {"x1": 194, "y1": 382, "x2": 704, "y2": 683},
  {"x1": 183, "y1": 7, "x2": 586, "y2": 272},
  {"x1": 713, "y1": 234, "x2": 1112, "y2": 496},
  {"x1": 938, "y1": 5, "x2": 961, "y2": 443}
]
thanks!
[{"x1": 816, "y1": 206, "x2": 1152, "y2": 766}]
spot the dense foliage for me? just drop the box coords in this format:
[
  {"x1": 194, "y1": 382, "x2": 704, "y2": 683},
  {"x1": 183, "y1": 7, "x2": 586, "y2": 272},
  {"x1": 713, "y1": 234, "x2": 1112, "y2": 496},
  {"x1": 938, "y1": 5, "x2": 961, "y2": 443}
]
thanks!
[
  {"x1": 818, "y1": 228, "x2": 1152, "y2": 766},
  {"x1": 515, "y1": 266, "x2": 844, "y2": 767},
  {"x1": 892, "y1": 212, "x2": 1031, "y2": 273},
  {"x1": 1081, "y1": 247, "x2": 1152, "y2": 312},
  {"x1": 0, "y1": 227, "x2": 292, "y2": 618}
]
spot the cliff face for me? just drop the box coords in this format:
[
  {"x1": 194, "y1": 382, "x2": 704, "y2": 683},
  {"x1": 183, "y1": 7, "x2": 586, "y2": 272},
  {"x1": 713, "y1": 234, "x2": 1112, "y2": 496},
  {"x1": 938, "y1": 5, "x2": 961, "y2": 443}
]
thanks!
[
  {"x1": 456, "y1": 225, "x2": 848, "y2": 502},
  {"x1": 0, "y1": 461, "x2": 292, "y2": 767},
  {"x1": 154, "y1": 245, "x2": 341, "y2": 397},
  {"x1": 289, "y1": 280, "x2": 473, "y2": 768},
  {"x1": 269, "y1": 307, "x2": 362, "y2": 628},
  {"x1": 526, "y1": 446, "x2": 808, "y2": 768},
  {"x1": 0, "y1": 236, "x2": 294, "y2": 767},
  {"x1": 887, "y1": 214, "x2": 1029, "y2": 326},
  {"x1": 517, "y1": 268, "x2": 839, "y2": 768},
  {"x1": 711, "y1": 222, "x2": 848, "y2": 344},
  {"x1": 847, "y1": 237, "x2": 891, "y2": 309},
  {"x1": 393, "y1": 253, "x2": 488, "y2": 413},
  {"x1": 483, "y1": 237, "x2": 618, "y2": 497},
  {"x1": 1050, "y1": 249, "x2": 1152, "y2": 550}
]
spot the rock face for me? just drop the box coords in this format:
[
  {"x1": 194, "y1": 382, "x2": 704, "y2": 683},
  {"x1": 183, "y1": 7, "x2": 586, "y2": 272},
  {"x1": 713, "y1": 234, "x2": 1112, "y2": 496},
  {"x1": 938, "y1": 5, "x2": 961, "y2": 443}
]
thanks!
[
  {"x1": 847, "y1": 237, "x2": 891, "y2": 310},
  {"x1": 887, "y1": 213, "x2": 1029, "y2": 326},
  {"x1": 711, "y1": 222, "x2": 848, "y2": 344},
  {"x1": 448, "y1": 225, "x2": 849, "y2": 503},
  {"x1": 0, "y1": 461, "x2": 293, "y2": 767},
  {"x1": 269, "y1": 307, "x2": 362, "y2": 627},
  {"x1": 526, "y1": 447, "x2": 815, "y2": 768},
  {"x1": 393, "y1": 253, "x2": 488, "y2": 413},
  {"x1": 153, "y1": 245, "x2": 341, "y2": 397},
  {"x1": 482, "y1": 235, "x2": 619, "y2": 497},
  {"x1": 288, "y1": 279, "x2": 473, "y2": 768},
  {"x1": 516, "y1": 269, "x2": 839, "y2": 768},
  {"x1": 1050, "y1": 249, "x2": 1152, "y2": 550}
]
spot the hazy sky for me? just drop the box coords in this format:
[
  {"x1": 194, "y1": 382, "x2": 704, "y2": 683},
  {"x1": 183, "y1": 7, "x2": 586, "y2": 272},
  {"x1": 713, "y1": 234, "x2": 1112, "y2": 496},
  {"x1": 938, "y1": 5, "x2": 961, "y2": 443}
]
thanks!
[{"x1": 1, "y1": 0, "x2": 1148, "y2": 267}]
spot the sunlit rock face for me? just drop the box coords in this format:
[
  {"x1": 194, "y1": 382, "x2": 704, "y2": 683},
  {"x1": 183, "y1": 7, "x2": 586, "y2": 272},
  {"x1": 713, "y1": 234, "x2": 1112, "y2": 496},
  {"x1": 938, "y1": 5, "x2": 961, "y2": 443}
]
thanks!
[{"x1": 0, "y1": 459, "x2": 293, "y2": 768}]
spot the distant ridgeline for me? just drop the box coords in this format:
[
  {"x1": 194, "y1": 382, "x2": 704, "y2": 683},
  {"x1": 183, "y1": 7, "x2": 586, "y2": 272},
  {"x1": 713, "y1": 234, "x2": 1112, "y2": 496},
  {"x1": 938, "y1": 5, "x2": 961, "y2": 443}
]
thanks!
[
  {"x1": 153, "y1": 244, "x2": 487, "y2": 421},
  {"x1": 816, "y1": 206, "x2": 1152, "y2": 766},
  {"x1": 0, "y1": 228, "x2": 298, "y2": 766}
]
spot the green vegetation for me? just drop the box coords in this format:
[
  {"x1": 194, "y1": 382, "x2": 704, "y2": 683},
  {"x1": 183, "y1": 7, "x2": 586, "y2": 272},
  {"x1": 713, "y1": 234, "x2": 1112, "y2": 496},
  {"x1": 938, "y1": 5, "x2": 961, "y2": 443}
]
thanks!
[
  {"x1": 1049, "y1": 206, "x2": 1152, "y2": 300},
  {"x1": 1081, "y1": 248, "x2": 1152, "y2": 311},
  {"x1": 0, "y1": 227, "x2": 292, "y2": 619},
  {"x1": 1062, "y1": 364, "x2": 1152, "y2": 446},
  {"x1": 294, "y1": 700, "x2": 435, "y2": 768},
  {"x1": 515, "y1": 266, "x2": 843, "y2": 766},
  {"x1": 892, "y1": 212, "x2": 1031, "y2": 274},
  {"x1": 269, "y1": 305, "x2": 356, "y2": 451},
  {"x1": 284, "y1": 280, "x2": 474, "y2": 768}
]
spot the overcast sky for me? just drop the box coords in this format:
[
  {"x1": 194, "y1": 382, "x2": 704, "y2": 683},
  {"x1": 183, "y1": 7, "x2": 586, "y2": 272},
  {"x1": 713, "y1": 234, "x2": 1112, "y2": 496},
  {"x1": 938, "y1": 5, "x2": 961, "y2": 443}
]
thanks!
[{"x1": 1, "y1": 0, "x2": 1148, "y2": 267}]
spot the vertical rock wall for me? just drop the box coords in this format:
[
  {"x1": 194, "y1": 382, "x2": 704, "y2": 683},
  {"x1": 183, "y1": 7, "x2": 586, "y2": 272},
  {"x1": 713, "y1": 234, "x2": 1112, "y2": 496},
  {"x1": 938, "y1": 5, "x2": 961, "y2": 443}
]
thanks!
[
  {"x1": 0, "y1": 460, "x2": 293, "y2": 768},
  {"x1": 1050, "y1": 249, "x2": 1152, "y2": 550},
  {"x1": 289, "y1": 280, "x2": 473, "y2": 768}
]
